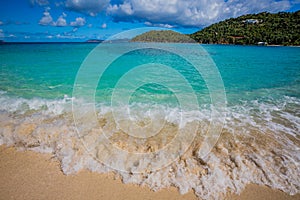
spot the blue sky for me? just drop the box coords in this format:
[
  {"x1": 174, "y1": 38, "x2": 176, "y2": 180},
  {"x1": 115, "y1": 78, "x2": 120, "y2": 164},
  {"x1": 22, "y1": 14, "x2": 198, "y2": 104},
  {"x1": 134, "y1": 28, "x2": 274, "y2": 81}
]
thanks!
[{"x1": 0, "y1": 0, "x2": 299, "y2": 42}]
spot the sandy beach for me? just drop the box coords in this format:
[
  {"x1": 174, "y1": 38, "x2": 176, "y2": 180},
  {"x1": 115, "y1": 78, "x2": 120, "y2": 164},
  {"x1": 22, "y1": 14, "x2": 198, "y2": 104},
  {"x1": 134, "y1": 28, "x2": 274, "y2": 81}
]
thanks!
[
  {"x1": 1, "y1": 1, "x2": 299, "y2": 199},
  {"x1": 0, "y1": 145, "x2": 299, "y2": 200}
]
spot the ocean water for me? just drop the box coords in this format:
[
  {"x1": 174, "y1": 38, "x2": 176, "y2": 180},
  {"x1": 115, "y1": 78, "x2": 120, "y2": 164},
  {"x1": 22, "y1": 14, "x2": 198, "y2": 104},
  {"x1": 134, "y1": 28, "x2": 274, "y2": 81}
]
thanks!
[{"x1": 0, "y1": 43, "x2": 299, "y2": 199}]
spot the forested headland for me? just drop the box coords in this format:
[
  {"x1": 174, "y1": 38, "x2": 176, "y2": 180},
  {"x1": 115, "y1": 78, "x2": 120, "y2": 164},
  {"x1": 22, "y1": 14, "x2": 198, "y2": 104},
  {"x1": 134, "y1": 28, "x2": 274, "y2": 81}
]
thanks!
[{"x1": 131, "y1": 11, "x2": 300, "y2": 46}]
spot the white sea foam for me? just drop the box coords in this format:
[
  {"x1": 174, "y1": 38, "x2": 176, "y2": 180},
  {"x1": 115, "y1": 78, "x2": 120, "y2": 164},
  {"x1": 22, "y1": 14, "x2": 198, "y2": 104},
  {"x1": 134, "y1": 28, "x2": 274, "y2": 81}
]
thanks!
[
  {"x1": 0, "y1": 93, "x2": 73, "y2": 115},
  {"x1": 0, "y1": 93, "x2": 299, "y2": 199}
]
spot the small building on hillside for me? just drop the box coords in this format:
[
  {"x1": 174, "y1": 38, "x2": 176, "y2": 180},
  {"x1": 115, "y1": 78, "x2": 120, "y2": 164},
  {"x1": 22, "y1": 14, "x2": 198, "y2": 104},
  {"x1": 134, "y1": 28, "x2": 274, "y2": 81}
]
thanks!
[
  {"x1": 258, "y1": 42, "x2": 268, "y2": 46},
  {"x1": 243, "y1": 19, "x2": 260, "y2": 24}
]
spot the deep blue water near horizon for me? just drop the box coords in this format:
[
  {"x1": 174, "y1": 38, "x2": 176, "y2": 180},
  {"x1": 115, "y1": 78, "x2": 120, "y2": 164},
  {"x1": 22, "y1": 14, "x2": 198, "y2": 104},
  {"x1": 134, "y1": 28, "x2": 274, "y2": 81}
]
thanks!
[{"x1": 0, "y1": 43, "x2": 299, "y2": 105}]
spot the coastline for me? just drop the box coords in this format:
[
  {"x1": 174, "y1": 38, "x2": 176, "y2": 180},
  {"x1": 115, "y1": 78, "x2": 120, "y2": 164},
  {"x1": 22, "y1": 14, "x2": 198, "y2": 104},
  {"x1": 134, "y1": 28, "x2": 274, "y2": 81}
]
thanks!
[
  {"x1": 199, "y1": 43, "x2": 300, "y2": 47},
  {"x1": 1, "y1": 145, "x2": 299, "y2": 200},
  {"x1": 1, "y1": 41, "x2": 299, "y2": 48}
]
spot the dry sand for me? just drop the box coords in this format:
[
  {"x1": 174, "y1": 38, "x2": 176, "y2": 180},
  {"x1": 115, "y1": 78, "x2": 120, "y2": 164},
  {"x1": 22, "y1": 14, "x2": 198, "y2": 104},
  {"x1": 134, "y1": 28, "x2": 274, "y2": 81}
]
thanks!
[{"x1": 0, "y1": 145, "x2": 299, "y2": 200}]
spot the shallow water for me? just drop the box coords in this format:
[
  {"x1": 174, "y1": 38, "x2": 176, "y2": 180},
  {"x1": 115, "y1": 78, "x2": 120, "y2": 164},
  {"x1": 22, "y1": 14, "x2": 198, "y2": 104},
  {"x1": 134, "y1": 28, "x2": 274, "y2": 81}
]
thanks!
[{"x1": 0, "y1": 43, "x2": 299, "y2": 199}]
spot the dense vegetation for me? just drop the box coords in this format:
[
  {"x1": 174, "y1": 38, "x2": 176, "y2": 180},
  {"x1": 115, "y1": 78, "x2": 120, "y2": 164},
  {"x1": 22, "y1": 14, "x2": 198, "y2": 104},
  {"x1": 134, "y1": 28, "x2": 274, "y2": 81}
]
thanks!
[
  {"x1": 131, "y1": 30, "x2": 195, "y2": 43},
  {"x1": 190, "y1": 11, "x2": 300, "y2": 45}
]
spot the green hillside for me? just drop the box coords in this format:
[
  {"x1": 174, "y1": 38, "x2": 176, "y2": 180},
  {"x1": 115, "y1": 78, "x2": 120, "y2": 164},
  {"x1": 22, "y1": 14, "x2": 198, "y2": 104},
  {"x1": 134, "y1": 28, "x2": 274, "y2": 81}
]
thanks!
[
  {"x1": 190, "y1": 11, "x2": 300, "y2": 45},
  {"x1": 131, "y1": 30, "x2": 195, "y2": 43}
]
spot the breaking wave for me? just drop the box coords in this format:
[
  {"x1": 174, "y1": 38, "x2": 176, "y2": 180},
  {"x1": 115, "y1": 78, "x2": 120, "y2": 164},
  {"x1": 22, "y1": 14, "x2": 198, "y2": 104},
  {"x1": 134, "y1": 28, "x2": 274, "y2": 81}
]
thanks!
[{"x1": 0, "y1": 91, "x2": 299, "y2": 199}]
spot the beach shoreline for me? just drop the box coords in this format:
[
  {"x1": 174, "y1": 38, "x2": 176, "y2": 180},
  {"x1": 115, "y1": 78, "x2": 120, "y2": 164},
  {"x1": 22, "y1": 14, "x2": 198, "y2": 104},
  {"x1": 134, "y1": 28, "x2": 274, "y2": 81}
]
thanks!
[
  {"x1": 0, "y1": 145, "x2": 299, "y2": 200},
  {"x1": 0, "y1": 42, "x2": 299, "y2": 200}
]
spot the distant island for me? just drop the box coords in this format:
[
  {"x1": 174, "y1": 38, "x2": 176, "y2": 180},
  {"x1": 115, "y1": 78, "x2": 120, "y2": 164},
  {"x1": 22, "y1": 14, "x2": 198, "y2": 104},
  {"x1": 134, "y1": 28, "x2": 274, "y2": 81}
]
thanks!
[
  {"x1": 86, "y1": 39, "x2": 103, "y2": 43},
  {"x1": 131, "y1": 30, "x2": 195, "y2": 43},
  {"x1": 131, "y1": 11, "x2": 299, "y2": 46}
]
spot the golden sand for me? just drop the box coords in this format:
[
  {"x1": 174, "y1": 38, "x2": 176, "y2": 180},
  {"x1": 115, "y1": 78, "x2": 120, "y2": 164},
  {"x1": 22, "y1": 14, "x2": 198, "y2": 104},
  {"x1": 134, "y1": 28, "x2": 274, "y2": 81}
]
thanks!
[{"x1": 0, "y1": 146, "x2": 299, "y2": 200}]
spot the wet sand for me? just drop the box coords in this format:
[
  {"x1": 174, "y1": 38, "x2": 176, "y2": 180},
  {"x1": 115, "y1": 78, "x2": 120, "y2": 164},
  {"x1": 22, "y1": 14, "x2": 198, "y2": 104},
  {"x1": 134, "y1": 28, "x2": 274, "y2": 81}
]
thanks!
[{"x1": 0, "y1": 145, "x2": 299, "y2": 200}]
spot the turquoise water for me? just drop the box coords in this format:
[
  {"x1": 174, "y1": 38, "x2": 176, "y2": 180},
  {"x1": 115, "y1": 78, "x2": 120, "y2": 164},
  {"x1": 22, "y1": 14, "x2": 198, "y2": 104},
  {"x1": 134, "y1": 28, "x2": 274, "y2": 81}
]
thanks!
[
  {"x1": 0, "y1": 43, "x2": 94, "y2": 99},
  {"x1": 0, "y1": 44, "x2": 299, "y2": 103},
  {"x1": 0, "y1": 43, "x2": 299, "y2": 199},
  {"x1": 208, "y1": 45, "x2": 300, "y2": 102}
]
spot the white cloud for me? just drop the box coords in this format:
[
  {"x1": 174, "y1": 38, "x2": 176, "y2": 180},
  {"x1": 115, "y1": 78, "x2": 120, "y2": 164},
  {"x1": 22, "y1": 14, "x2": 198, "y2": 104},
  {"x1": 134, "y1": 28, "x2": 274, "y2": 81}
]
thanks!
[
  {"x1": 107, "y1": 0, "x2": 291, "y2": 27},
  {"x1": 39, "y1": 9, "x2": 68, "y2": 27},
  {"x1": 70, "y1": 17, "x2": 86, "y2": 27},
  {"x1": 54, "y1": 12, "x2": 67, "y2": 26},
  {"x1": 30, "y1": 0, "x2": 49, "y2": 6},
  {"x1": 0, "y1": 21, "x2": 3, "y2": 25},
  {"x1": 39, "y1": 7, "x2": 53, "y2": 26},
  {"x1": 65, "y1": 0, "x2": 110, "y2": 16},
  {"x1": 56, "y1": 34, "x2": 68, "y2": 38},
  {"x1": 101, "y1": 23, "x2": 107, "y2": 28},
  {"x1": 55, "y1": 33, "x2": 86, "y2": 39},
  {"x1": 38, "y1": 0, "x2": 293, "y2": 29},
  {"x1": 144, "y1": 22, "x2": 174, "y2": 28},
  {"x1": 8, "y1": 34, "x2": 16, "y2": 38}
]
